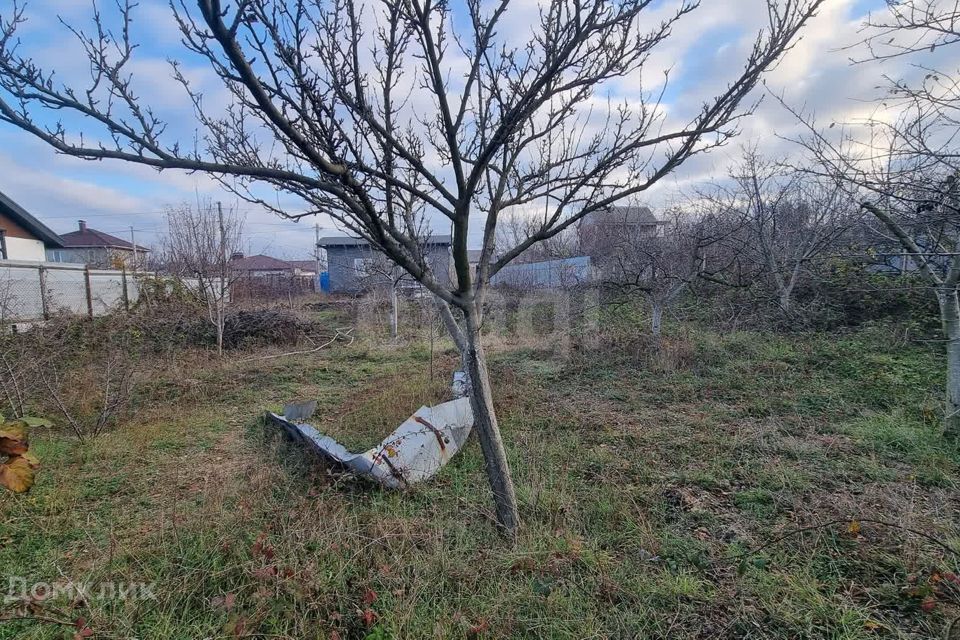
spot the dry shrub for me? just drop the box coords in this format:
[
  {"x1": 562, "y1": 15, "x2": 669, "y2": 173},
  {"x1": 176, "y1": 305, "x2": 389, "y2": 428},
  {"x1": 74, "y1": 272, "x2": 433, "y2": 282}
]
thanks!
[
  {"x1": 318, "y1": 364, "x2": 456, "y2": 452},
  {"x1": 136, "y1": 307, "x2": 314, "y2": 351},
  {"x1": 648, "y1": 335, "x2": 697, "y2": 372},
  {"x1": 222, "y1": 309, "x2": 313, "y2": 348},
  {"x1": 573, "y1": 326, "x2": 697, "y2": 372},
  {"x1": 40, "y1": 348, "x2": 137, "y2": 441},
  {"x1": 0, "y1": 314, "x2": 144, "y2": 440}
]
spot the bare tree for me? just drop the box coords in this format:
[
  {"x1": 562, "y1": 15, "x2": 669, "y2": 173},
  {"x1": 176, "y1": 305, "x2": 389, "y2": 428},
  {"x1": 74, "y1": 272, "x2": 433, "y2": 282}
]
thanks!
[
  {"x1": 799, "y1": 110, "x2": 960, "y2": 437},
  {"x1": 164, "y1": 201, "x2": 244, "y2": 356},
  {"x1": 496, "y1": 210, "x2": 579, "y2": 263},
  {"x1": 356, "y1": 251, "x2": 411, "y2": 339},
  {"x1": 700, "y1": 148, "x2": 855, "y2": 313},
  {"x1": 788, "y1": 1, "x2": 960, "y2": 437},
  {"x1": 859, "y1": 0, "x2": 960, "y2": 60},
  {"x1": 596, "y1": 210, "x2": 697, "y2": 337},
  {"x1": 0, "y1": 0, "x2": 825, "y2": 534}
]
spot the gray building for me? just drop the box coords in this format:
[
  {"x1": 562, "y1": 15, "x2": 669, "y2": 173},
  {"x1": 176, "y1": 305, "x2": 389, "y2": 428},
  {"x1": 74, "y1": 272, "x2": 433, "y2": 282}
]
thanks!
[
  {"x1": 317, "y1": 235, "x2": 452, "y2": 293},
  {"x1": 48, "y1": 220, "x2": 150, "y2": 269}
]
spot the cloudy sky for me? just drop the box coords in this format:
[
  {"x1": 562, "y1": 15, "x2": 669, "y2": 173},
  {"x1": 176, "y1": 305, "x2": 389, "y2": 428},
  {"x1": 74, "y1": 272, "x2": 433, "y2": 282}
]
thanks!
[{"x1": 0, "y1": 0, "x2": 949, "y2": 257}]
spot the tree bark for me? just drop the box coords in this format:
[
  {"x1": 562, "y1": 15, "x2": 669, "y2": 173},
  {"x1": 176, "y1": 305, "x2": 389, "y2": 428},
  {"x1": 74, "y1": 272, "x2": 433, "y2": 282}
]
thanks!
[
  {"x1": 938, "y1": 288, "x2": 960, "y2": 439},
  {"x1": 778, "y1": 288, "x2": 793, "y2": 313},
  {"x1": 651, "y1": 301, "x2": 664, "y2": 339},
  {"x1": 463, "y1": 307, "x2": 520, "y2": 536},
  {"x1": 389, "y1": 283, "x2": 399, "y2": 340}
]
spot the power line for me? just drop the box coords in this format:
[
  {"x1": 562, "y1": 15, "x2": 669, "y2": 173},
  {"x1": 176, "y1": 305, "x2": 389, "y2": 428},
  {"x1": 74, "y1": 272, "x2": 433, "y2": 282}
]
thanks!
[{"x1": 37, "y1": 208, "x2": 323, "y2": 219}]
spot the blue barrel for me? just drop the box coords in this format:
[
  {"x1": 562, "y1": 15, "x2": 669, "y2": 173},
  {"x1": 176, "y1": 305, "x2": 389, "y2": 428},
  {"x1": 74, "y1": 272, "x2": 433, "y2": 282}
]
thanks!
[{"x1": 319, "y1": 271, "x2": 330, "y2": 292}]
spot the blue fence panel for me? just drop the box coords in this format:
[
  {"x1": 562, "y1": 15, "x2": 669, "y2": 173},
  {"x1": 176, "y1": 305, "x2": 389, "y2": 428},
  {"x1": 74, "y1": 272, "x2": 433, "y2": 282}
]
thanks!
[{"x1": 490, "y1": 256, "x2": 592, "y2": 288}]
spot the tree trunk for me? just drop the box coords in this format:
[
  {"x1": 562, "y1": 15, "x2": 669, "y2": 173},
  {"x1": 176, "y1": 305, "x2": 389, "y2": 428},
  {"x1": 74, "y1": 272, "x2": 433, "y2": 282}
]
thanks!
[
  {"x1": 389, "y1": 284, "x2": 399, "y2": 340},
  {"x1": 216, "y1": 311, "x2": 224, "y2": 357},
  {"x1": 938, "y1": 288, "x2": 960, "y2": 439},
  {"x1": 778, "y1": 288, "x2": 793, "y2": 313},
  {"x1": 215, "y1": 296, "x2": 225, "y2": 357},
  {"x1": 651, "y1": 301, "x2": 663, "y2": 339},
  {"x1": 464, "y1": 308, "x2": 520, "y2": 535}
]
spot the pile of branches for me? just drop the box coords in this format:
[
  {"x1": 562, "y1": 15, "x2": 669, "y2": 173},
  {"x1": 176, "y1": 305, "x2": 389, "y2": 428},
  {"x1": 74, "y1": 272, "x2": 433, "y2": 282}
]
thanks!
[
  {"x1": 221, "y1": 309, "x2": 313, "y2": 349},
  {"x1": 138, "y1": 307, "x2": 316, "y2": 351}
]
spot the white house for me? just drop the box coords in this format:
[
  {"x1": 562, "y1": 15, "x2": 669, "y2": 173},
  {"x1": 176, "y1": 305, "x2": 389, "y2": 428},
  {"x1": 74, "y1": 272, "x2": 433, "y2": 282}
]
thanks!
[{"x1": 0, "y1": 190, "x2": 64, "y2": 261}]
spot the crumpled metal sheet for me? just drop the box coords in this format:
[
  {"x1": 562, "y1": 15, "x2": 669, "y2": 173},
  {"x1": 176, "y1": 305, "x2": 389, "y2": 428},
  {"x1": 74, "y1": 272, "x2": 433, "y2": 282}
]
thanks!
[{"x1": 266, "y1": 391, "x2": 473, "y2": 488}]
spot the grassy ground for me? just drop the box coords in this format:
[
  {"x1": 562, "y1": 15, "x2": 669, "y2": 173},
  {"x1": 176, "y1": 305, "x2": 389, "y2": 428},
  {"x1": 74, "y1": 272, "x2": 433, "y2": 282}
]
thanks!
[{"x1": 2, "y1": 319, "x2": 959, "y2": 639}]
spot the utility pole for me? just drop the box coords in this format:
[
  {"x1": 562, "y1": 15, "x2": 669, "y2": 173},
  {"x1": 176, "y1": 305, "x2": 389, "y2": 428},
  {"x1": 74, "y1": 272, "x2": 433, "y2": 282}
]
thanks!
[
  {"x1": 130, "y1": 225, "x2": 137, "y2": 271},
  {"x1": 314, "y1": 223, "x2": 321, "y2": 275}
]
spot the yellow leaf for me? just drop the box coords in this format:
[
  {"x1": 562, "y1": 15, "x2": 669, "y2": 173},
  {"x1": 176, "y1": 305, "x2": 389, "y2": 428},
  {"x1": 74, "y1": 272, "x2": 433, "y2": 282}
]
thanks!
[
  {"x1": 0, "y1": 421, "x2": 28, "y2": 456},
  {"x1": 0, "y1": 421, "x2": 27, "y2": 440},
  {"x1": 0, "y1": 420, "x2": 28, "y2": 456},
  {"x1": 0, "y1": 456, "x2": 36, "y2": 493},
  {"x1": 847, "y1": 520, "x2": 861, "y2": 535},
  {"x1": 20, "y1": 451, "x2": 40, "y2": 469}
]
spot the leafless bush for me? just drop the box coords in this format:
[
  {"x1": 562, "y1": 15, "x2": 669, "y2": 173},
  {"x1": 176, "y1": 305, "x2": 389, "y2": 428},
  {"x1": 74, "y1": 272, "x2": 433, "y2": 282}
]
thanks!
[
  {"x1": 0, "y1": 331, "x2": 32, "y2": 419},
  {"x1": 39, "y1": 347, "x2": 137, "y2": 442},
  {"x1": 0, "y1": 315, "x2": 143, "y2": 441},
  {"x1": 163, "y1": 201, "x2": 244, "y2": 356}
]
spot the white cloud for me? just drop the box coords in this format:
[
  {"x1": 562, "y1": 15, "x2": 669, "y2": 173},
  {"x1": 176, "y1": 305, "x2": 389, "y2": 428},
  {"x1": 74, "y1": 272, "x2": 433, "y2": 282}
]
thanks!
[{"x1": 4, "y1": 0, "x2": 956, "y2": 252}]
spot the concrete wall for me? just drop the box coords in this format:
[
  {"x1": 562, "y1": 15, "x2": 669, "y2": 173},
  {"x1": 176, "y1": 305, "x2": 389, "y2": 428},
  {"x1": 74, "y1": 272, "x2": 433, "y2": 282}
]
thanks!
[
  {"x1": 326, "y1": 244, "x2": 451, "y2": 293},
  {"x1": 0, "y1": 260, "x2": 198, "y2": 323}
]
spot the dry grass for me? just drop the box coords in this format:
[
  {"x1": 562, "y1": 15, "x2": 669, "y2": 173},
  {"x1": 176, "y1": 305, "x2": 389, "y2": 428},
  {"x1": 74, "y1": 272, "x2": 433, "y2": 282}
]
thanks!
[{"x1": 1, "y1": 317, "x2": 959, "y2": 639}]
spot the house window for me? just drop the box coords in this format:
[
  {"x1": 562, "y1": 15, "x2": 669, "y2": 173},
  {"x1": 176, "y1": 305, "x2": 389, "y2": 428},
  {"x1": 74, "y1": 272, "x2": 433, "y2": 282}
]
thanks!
[{"x1": 49, "y1": 250, "x2": 64, "y2": 263}]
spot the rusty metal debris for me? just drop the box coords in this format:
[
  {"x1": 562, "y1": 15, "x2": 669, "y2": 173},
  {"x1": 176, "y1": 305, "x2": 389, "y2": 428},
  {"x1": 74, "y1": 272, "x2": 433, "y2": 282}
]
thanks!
[{"x1": 266, "y1": 374, "x2": 473, "y2": 487}]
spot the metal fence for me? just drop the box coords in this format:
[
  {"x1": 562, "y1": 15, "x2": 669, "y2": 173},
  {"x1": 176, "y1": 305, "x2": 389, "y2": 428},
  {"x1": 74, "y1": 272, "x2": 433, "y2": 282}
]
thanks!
[
  {"x1": 0, "y1": 260, "x2": 150, "y2": 323},
  {"x1": 490, "y1": 256, "x2": 593, "y2": 288},
  {"x1": 231, "y1": 273, "x2": 318, "y2": 302}
]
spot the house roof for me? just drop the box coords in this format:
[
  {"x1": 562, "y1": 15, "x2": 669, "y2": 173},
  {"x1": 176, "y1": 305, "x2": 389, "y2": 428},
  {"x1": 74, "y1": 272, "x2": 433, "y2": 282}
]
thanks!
[
  {"x1": 467, "y1": 249, "x2": 483, "y2": 263},
  {"x1": 59, "y1": 221, "x2": 150, "y2": 252},
  {"x1": 230, "y1": 254, "x2": 293, "y2": 271},
  {"x1": 318, "y1": 234, "x2": 452, "y2": 248},
  {"x1": 0, "y1": 190, "x2": 64, "y2": 247},
  {"x1": 287, "y1": 260, "x2": 318, "y2": 272},
  {"x1": 581, "y1": 205, "x2": 661, "y2": 227}
]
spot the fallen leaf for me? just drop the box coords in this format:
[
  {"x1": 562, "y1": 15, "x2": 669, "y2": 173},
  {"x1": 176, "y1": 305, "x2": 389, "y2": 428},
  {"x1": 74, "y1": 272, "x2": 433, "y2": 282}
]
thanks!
[
  {"x1": 846, "y1": 520, "x2": 861, "y2": 536},
  {"x1": 223, "y1": 614, "x2": 248, "y2": 637},
  {"x1": 73, "y1": 617, "x2": 93, "y2": 639},
  {"x1": 0, "y1": 421, "x2": 28, "y2": 456},
  {"x1": 362, "y1": 588, "x2": 378, "y2": 606},
  {"x1": 0, "y1": 456, "x2": 36, "y2": 493},
  {"x1": 921, "y1": 597, "x2": 937, "y2": 613},
  {"x1": 361, "y1": 608, "x2": 377, "y2": 627},
  {"x1": 252, "y1": 566, "x2": 277, "y2": 581},
  {"x1": 21, "y1": 416, "x2": 52, "y2": 428},
  {"x1": 251, "y1": 534, "x2": 275, "y2": 560},
  {"x1": 468, "y1": 619, "x2": 490, "y2": 636},
  {"x1": 20, "y1": 451, "x2": 40, "y2": 469}
]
